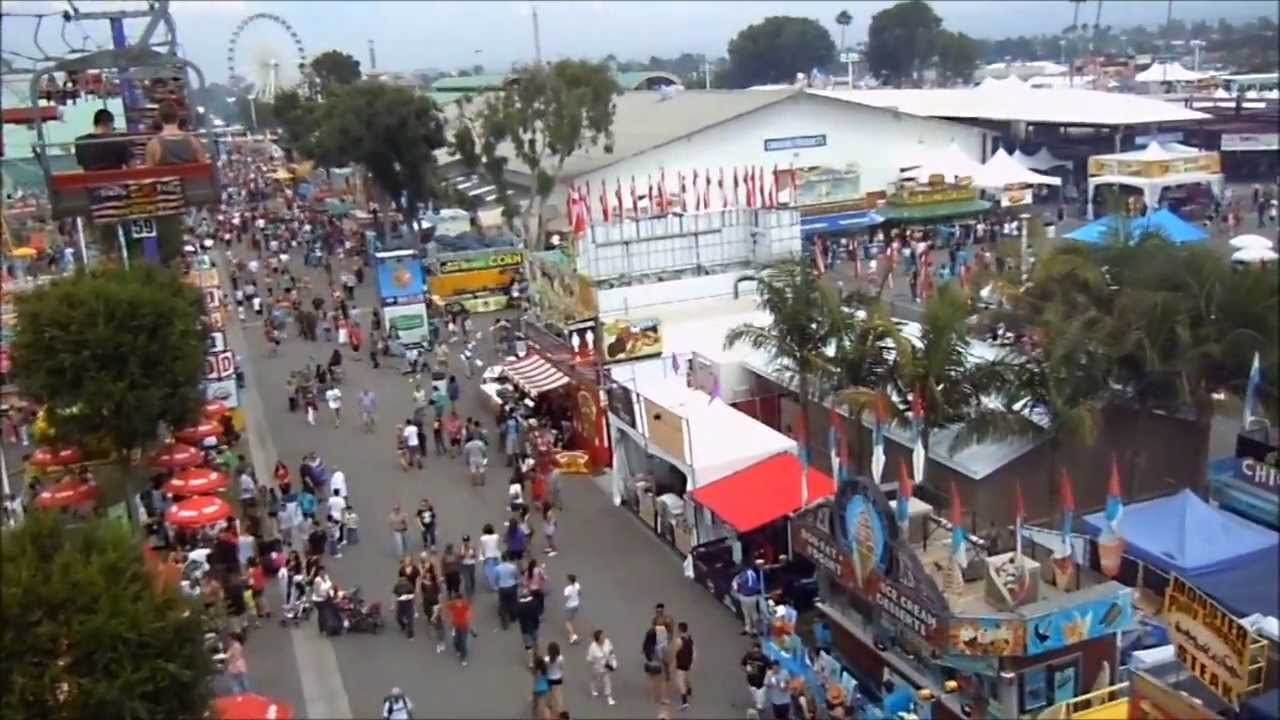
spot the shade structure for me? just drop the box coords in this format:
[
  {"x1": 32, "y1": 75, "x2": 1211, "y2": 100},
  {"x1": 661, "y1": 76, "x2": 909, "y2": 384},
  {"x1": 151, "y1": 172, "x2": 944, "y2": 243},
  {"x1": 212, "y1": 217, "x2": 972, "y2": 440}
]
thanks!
[
  {"x1": 1067, "y1": 210, "x2": 1207, "y2": 245},
  {"x1": 164, "y1": 467, "x2": 229, "y2": 496},
  {"x1": 877, "y1": 199, "x2": 992, "y2": 223},
  {"x1": 1134, "y1": 61, "x2": 1205, "y2": 83},
  {"x1": 148, "y1": 442, "x2": 203, "y2": 469},
  {"x1": 972, "y1": 148, "x2": 1062, "y2": 189},
  {"x1": 28, "y1": 445, "x2": 84, "y2": 468},
  {"x1": 689, "y1": 452, "x2": 836, "y2": 533},
  {"x1": 800, "y1": 211, "x2": 884, "y2": 235},
  {"x1": 1013, "y1": 147, "x2": 1072, "y2": 172},
  {"x1": 165, "y1": 495, "x2": 232, "y2": 527},
  {"x1": 898, "y1": 141, "x2": 986, "y2": 182},
  {"x1": 1229, "y1": 233, "x2": 1275, "y2": 250},
  {"x1": 213, "y1": 693, "x2": 294, "y2": 720},
  {"x1": 503, "y1": 354, "x2": 571, "y2": 396},
  {"x1": 201, "y1": 400, "x2": 230, "y2": 419},
  {"x1": 174, "y1": 420, "x2": 222, "y2": 444},
  {"x1": 35, "y1": 477, "x2": 100, "y2": 509},
  {"x1": 1232, "y1": 246, "x2": 1279, "y2": 264}
]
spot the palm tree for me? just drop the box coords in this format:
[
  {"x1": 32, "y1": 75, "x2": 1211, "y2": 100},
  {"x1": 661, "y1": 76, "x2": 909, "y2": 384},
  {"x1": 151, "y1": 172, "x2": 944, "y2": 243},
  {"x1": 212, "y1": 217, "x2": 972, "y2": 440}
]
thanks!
[
  {"x1": 725, "y1": 260, "x2": 843, "y2": 433},
  {"x1": 823, "y1": 298, "x2": 908, "y2": 468},
  {"x1": 835, "y1": 10, "x2": 853, "y2": 51},
  {"x1": 883, "y1": 284, "x2": 1018, "y2": 487}
]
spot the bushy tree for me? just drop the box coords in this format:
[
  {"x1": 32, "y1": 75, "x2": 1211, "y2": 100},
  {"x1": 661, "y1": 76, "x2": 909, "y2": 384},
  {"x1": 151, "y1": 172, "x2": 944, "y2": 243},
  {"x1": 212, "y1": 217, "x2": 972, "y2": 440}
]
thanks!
[
  {"x1": 457, "y1": 60, "x2": 618, "y2": 244},
  {"x1": 724, "y1": 16, "x2": 837, "y2": 87},
  {"x1": 935, "y1": 30, "x2": 981, "y2": 85},
  {"x1": 10, "y1": 265, "x2": 205, "y2": 455},
  {"x1": 1, "y1": 513, "x2": 214, "y2": 719},
  {"x1": 867, "y1": 0, "x2": 942, "y2": 86},
  {"x1": 310, "y1": 49, "x2": 362, "y2": 94}
]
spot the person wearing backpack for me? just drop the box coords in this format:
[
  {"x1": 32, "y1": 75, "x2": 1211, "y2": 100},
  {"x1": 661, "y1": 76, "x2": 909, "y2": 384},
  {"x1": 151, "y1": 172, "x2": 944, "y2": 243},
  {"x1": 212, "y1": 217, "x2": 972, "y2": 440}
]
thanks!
[{"x1": 381, "y1": 687, "x2": 413, "y2": 720}]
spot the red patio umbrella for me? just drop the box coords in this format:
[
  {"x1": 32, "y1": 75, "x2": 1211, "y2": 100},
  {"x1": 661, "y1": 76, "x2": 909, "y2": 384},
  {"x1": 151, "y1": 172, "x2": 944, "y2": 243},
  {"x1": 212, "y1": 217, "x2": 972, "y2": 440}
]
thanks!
[
  {"x1": 165, "y1": 495, "x2": 232, "y2": 528},
  {"x1": 174, "y1": 420, "x2": 222, "y2": 444},
  {"x1": 201, "y1": 400, "x2": 230, "y2": 419},
  {"x1": 35, "y1": 476, "x2": 100, "y2": 509},
  {"x1": 163, "y1": 467, "x2": 229, "y2": 497},
  {"x1": 213, "y1": 694, "x2": 294, "y2": 720},
  {"x1": 148, "y1": 442, "x2": 203, "y2": 469},
  {"x1": 29, "y1": 445, "x2": 84, "y2": 468}
]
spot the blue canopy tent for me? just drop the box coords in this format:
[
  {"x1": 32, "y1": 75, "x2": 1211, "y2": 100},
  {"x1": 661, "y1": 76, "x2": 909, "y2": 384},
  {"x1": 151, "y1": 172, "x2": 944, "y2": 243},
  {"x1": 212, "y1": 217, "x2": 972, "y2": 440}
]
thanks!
[
  {"x1": 1065, "y1": 209, "x2": 1208, "y2": 245},
  {"x1": 1083, "y1": 489, "x2": 1280, "y2": 618}
]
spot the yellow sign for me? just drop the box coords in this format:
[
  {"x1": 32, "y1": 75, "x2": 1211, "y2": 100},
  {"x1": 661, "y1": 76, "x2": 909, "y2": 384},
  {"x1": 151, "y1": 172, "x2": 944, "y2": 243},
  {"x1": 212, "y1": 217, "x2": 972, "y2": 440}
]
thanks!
[
  {"x1": 1164, "y1": 575, "x2": 1254, "y2": 706},
  {"x1": 601, "y1": 318, "x2": 663, "y2": 363},
  {"x1": 438, "y1": 250, "x2": 524, "y2": 275},
  {"x1": 1088, "y1": 153, "x2": 1221, "y2": 178},
  {"x1": 889, "y1": 184, "x2": 978, "y2": 206},
  {"x1": 1128, "y1": 670, "x2": 1217, "y2": 719}
]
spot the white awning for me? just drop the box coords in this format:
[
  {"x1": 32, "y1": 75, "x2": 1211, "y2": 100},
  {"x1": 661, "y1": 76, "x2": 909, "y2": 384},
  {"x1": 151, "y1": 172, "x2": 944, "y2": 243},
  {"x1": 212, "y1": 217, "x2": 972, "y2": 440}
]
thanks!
[
  {"x1": 504, "y1": 354, "x2": 571, "y2": 396},
  {"x1": 974, "y1": 148, "x2": 1063, "y2": 189}
]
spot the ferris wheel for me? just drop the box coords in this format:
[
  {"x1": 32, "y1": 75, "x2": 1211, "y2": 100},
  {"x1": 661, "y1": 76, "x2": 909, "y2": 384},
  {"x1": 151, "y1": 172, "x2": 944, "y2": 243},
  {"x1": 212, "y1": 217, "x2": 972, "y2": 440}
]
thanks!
[{"x1": 226, "y1": 13, "x2": 307, "y2": 103}]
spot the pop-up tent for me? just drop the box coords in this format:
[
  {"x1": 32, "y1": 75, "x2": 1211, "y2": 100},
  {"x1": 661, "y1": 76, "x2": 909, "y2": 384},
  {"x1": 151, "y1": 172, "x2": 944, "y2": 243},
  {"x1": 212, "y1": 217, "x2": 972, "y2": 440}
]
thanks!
[
  {"x1": 1083, "y1": 489, "x2": 1279, "y2": 618},
  {"x1": 1066, "y1": 208, "x2": 1208, "y2": 245},
  {"x1": 1013, "y1": 147, "x2": 1072, "y2": 172},
  {"x1": 1135, "y1": 61, "x2": 1206, "y2": 84},
  {"x1": 972, "y1": 148, "x2": 1063, "y2": 190}
]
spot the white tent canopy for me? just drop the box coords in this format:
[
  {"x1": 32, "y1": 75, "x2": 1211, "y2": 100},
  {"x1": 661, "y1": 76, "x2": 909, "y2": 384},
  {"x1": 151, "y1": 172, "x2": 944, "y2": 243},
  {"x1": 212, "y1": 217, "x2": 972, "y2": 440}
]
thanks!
[
  {"x1": 973, "y1": 148, "x2": 1062, "y2": 189},
  {"x1": 898, "y1": 141, "x2": 986, "y2": 182},
  {"x1": 1014, "y1": 147, "x2": 1072, "y2": 171},
  {"x1": 1135, "y1": 61, "x2": 1206, "y2": 83},
  {"x1": 976, "y1": 75, "x2": 1027, "y2": 92},
  {"x1": 1231, "y1": 246, "x2": 1279, "y2": 264},
  {"x1": 1229, "y1": 234, "x2": 1276, "y2": 249}
]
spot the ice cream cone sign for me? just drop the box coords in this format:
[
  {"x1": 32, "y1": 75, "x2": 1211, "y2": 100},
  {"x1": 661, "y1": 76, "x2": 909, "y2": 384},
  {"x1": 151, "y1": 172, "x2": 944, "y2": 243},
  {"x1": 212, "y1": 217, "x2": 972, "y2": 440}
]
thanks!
[
  {"x1": 950, "y1": 480, "x2": 967, "y2": 570},
  {"x1": 1058, "y1": 468, "x2": 1076, "y2": 552},
  {"x1": 1105, "y1": 454, "x2": 1124, "y2": 534},
  {"x1": 1098, "y1": 455, "x2": 1126, "y2": 578},
  {"x1": 896, "y1": 459, "x2": 913, "y2": 530}
]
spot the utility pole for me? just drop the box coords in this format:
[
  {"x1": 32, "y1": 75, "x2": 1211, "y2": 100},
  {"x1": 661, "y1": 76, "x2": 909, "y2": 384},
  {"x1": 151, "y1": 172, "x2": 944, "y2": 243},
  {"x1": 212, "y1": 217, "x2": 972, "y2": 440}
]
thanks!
[
  {"x1": 368, "y1": 39, "x2": 377, "y2": 71},
  {"x1": 704, "y1": 56, "x2": 711, "y2": 89},
  {"x1": 531, "y1": 4, "x2": 543, "y2": 66}
]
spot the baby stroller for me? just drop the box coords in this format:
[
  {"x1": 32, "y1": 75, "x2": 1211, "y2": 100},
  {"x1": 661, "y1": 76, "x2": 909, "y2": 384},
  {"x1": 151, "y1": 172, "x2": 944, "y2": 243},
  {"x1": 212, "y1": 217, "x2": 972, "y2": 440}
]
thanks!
[
  {"x1": 334, "y1": 586, "x2": 384, "y2": 634},
  {"x1": 280, "y1": 575, "x2": 313, "y2": 627}
]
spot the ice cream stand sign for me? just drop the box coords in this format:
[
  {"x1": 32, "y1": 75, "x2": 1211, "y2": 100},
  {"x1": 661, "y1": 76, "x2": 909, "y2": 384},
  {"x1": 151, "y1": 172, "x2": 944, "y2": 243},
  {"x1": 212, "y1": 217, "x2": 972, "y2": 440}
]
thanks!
[
  {"x1": 1164, "y1": 575, "x2": 1257, "y2": 707},
  {"x1": 1024, "y1": 588, "x2": 1135, "y2": 655}
]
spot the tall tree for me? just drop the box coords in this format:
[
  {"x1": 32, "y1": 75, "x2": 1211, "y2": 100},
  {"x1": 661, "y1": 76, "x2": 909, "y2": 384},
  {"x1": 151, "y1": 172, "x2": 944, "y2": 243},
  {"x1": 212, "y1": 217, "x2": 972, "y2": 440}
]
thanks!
[
  {"x1": 835, "y1": 9, "x2": 854, "y2": 50},
  {"x1": 310, "y1": 49, "x2": 363, "y2": 94},
  {"x1": 2, "y1": 513, "x2": 214, "y2": 718},
  {"x1": 460, "y1": 60, "x2": 618, "y2": 245},
  {"x1": 866, "y1": 0, "x2": 943, "y2": 87},
  {"x1": 10, "y1": 266, "x2": 205, "y2": 457},
  {"x1": 308, "y1": 81, "x2": 448, "y2": 221},
  {"x1": 724, "y1": 16, "x2": 837, "y2": 88},
  {"x1": 935, "y1": 30, "x2": 981, "y2": 85},
  {"x1": 726, "y1": 260, "x2": 844, "y2": 437}
]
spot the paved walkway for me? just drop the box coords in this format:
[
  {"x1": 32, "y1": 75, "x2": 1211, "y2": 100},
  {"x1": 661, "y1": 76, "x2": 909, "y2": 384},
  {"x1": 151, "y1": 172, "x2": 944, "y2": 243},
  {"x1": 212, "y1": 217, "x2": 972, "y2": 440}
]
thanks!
[{"x1": 227, "y1": 251, "x2": 751, "y2": 719}]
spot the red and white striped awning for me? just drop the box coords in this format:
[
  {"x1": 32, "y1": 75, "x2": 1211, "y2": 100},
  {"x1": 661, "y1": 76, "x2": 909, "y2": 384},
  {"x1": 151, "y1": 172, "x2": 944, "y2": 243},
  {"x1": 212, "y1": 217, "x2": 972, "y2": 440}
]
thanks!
[{"x1": 504, "y1": 354, "x2": 571, "y2": 396}]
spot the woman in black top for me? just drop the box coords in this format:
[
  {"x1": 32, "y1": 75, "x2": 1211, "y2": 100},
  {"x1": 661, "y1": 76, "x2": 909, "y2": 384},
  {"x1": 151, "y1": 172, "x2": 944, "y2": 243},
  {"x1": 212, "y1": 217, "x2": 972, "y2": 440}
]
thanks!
[{"x1": 419, "y1": 563, "x2": 444, "y2": 649}]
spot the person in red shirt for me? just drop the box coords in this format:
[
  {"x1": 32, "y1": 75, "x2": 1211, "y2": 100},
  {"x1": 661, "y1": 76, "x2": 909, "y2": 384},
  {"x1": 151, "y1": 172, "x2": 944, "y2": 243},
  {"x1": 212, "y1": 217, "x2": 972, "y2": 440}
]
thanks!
[
  {"x1": 248, "y1": 555, "x2": 271, "y2": 619},
  {"x1": 446, "y1": 591, "x2": 472, "y2": 666}
]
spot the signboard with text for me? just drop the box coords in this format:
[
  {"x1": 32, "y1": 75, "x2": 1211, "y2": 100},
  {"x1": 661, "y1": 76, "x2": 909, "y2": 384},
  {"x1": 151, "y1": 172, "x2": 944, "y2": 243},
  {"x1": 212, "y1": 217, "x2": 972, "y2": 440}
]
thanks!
[
  {"x1": 204, "y1": 350, "x2": 236, "y2": 381},
  {"x1": 87, "y1": 176, "x2": 186, "y2": 223},
  {"x1": 1164, "y1": 575, "x2": 1255, "y2": 706},
  {"x1": 1240, "y1": 457, "x2": 1280, "y2": 495},
  {"x1": 437, "y1": 250, "x2": 524, "y2": 275},
  {"x1": 764, "y1": 134, "x2": 827, "y2": 152}
]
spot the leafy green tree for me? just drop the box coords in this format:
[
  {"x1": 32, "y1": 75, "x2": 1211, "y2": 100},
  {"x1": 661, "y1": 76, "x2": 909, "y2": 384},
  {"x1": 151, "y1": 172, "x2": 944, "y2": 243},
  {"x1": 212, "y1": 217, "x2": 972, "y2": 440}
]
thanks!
[
  {"x1": 726, "y1": 260, "x2": 843, "y2": 433},
  {"x1": 724, "y1": 16, "x2": 837, "y2": 87},
  {"x1": 310, "y1": 49, "x2": 363, "y2": 94},
  {"x1": 825, "y1": 299, "x2": 909, "y2": 468},
  {"x1": 308, "y1": 81, "x2": 448, "y2": 221},
  {"x1": 459, "y1": 60, "x2": 618, "y2": 244},
  {"x1": 1, "y1": 513, "x2": 214, "y2": 719},
  {"x1": 10, "y1": 265, "x2": 205, "y2": 457},
  {"x1": 935, "y1": 30, "x2": 981, "y2": 85},
  {"x1": 866, "y1": 0, "x2": 942, "y2": 86}
]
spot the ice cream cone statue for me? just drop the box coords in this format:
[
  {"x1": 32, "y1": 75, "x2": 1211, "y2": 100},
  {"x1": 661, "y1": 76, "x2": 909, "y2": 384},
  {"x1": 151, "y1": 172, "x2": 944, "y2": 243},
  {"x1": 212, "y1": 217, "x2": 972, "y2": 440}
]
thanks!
[
  {"x1": 853, "y1": 505, "x2": 878, "y2": 587},
  {"x1": 1052, "y1": 469, "x2": 1077, "y2": 589},
  {"x1": 946, "y1": 481, "x2": 968, "y2": 594},
  {"x1": 1098, "y1": 455, "x2": 1126, "y2": 578}
]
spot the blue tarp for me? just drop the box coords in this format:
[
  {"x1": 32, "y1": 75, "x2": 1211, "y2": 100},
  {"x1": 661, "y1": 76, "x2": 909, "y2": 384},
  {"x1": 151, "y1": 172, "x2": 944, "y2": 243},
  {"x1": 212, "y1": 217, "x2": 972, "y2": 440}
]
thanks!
[
  {"x1": 1083, "y1": 489, "x2": 1280, "y2": 618},
  {"x1": 1065, "y1": 209, "x2": 1208, "y2": 245},
  {"x1": 800, "y1": 211, "x2": 884, "y2": 236}
]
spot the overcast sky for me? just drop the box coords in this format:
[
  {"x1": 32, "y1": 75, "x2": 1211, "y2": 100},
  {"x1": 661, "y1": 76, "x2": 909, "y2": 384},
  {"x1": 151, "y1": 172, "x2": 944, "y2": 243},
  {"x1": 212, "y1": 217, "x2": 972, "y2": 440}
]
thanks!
[{"x1": 3, "y1": 0, "x2": 1276, "y2": 84}]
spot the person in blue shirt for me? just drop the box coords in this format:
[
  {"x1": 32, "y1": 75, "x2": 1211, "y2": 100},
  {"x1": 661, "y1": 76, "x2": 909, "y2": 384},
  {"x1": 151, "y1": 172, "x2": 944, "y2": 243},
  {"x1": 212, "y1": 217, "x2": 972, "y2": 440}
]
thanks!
[
  {"x1": 732, "y1": 559, "x2": 765, "y2": 637},
  {"x1": 299, "y1": 488, "x2": 317, "y2": 522},
  {"x1": 881, "y1": 680, "x2": 915, "y2": 719},
  {"x1": 494, "y1": 552, "x2": 520, "y2": 630},
  {"x1": 764, "y1": 661, "x2": 792, "y2": 719}
]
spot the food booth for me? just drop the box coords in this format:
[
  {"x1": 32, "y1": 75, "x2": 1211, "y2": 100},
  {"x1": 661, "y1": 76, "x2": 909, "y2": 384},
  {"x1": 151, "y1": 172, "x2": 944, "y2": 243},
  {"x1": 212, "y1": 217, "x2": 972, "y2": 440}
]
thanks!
[
  {"x1": 375, "y1": 249, "x2": 430, "y2": 347},
  {"x1": 1087, "y1": 142, "x2": 1224, "y2": 219},
  {"x1": 427, "y1": 247, "x2": 525, "y2": 314}
]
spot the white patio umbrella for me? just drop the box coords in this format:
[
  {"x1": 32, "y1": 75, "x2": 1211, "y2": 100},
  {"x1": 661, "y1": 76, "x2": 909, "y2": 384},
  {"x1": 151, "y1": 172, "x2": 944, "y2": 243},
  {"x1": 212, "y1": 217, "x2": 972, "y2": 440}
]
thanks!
[
  {"x1": 1228, "y1": 233, "x2": 1276, "y2": 249},
  {"x1": 1231, "y1": 246, "x2": 1279, "y2": 264}
]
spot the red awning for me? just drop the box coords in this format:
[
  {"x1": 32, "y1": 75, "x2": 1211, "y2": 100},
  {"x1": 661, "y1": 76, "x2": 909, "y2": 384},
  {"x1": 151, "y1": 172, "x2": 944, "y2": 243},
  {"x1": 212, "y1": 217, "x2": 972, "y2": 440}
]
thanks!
[
  {"x1": 504, "y1": 354, "x2": 571, "y2": 396},
  {"x1": 690, "y1": 453, "x2": 836, "y2": 533}
]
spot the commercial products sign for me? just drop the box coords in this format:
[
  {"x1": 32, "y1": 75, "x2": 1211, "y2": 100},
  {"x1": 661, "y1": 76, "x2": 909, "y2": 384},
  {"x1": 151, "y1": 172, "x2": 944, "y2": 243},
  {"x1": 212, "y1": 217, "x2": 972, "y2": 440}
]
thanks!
[
  {"x1": 1220, "y1": 133, "x2": 1279, "y2": 152},
  {"x1": 1240, "y1": 457, "x2": 1280, "y2": 495},
  {"x1": 438, "y1": 250, "x2": 524, "y2": 275},
  {"x1": 602, "y1": 318, "x2": 663, "y2": 363},
  {"x1": 764, "y1": 134, "x2": 827, "y2": 152},
  {"x1": 1164, "y1": 575, "x2": 1254, "y2": 706}
]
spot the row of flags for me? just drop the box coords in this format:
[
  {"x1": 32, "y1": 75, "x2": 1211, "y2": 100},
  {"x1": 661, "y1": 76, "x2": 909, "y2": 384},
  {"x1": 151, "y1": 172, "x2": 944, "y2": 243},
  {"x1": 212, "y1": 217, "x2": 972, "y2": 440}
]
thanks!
[{"x1": 566, "y1": 165, "x2": 799, "y2": 231}]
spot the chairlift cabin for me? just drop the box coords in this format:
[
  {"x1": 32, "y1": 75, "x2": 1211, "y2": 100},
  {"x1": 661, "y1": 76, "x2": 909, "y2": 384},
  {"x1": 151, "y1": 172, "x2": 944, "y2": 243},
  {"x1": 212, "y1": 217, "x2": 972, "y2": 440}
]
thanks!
[{"x1": 26, "y1": 46, "x2": 220, "y2": 222}]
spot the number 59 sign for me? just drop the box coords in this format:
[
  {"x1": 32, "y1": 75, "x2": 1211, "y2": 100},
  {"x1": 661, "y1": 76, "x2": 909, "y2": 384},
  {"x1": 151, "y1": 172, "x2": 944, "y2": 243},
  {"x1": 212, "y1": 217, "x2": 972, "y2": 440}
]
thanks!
[{"x1": 204, "y1": 350, "x2": 235, "y2": 380}]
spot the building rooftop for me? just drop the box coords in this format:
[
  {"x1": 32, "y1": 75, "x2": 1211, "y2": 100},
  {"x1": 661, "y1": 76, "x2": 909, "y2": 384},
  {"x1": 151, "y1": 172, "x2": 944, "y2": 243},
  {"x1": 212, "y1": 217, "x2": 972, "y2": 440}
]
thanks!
[{"x1": 809, "y1": 86, "x2": 1211, "y2": 128}]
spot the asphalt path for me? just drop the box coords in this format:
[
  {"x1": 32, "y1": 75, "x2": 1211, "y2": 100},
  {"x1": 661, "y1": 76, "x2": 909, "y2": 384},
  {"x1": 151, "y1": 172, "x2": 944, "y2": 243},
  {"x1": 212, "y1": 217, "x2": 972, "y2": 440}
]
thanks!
[{"x1": 228, "y1": 250, "x2": 752, "y2": 719}]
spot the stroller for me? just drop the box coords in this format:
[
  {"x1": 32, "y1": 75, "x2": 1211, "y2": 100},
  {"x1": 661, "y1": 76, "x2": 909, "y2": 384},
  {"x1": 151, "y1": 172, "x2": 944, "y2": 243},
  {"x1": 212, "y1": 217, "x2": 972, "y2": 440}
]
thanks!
[
  {"x1": 334, "y1": 586, "x2": 384, "y2": 634},
  {"x1": 280, "y1": 574, "x2": 313, "y2": 627}
]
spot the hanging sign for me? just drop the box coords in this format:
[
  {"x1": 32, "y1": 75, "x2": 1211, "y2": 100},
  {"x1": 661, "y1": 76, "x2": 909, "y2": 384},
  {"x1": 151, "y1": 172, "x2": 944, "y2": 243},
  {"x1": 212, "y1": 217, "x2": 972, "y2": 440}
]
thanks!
[
  {"x1": 764, "y1": 134, "x2": 827, "y2": 152},
  {"x1": 87, "y1": 176, "x2": 186, "y2": 223},
  {"x1": 204, "y1": 350, "x2": 235, "y2": 381},
  {"x1": 1164, "y1": 575, "x2": 1254, "y2": 706},
  {"x1": 1239, "y1": 457, "x2": 1280, "y2": 495},
  {"x1": 130, "y1": 218, "x2": 157, "y2": 238}
]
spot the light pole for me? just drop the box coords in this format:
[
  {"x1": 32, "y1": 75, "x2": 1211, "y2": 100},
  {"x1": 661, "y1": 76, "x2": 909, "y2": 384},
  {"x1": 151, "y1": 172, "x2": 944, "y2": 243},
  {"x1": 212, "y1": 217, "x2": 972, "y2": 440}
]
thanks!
[{"x1": 1189, "y1": 39, "x2": 1205, "y2": 72}]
